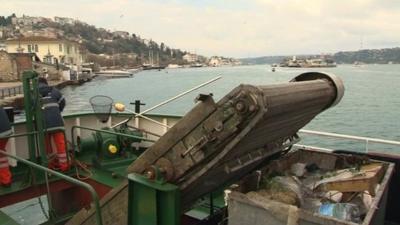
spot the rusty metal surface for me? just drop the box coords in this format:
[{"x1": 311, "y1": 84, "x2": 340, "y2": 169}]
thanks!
[{"x1": 67, "y1": 72, "x2": 344, "y2": 225}]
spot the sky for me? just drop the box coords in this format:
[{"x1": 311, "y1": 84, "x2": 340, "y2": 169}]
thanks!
[{"x1": 1, "y1": 0, "x2": 400, "y2": 58}]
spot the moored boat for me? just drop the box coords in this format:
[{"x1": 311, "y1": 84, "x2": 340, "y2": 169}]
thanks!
[{"x1": 95, "y1": 70, "x2": 134, "y2": 78}]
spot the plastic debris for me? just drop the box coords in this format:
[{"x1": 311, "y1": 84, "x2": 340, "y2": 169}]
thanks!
[
  {"x1": 290, "y1": 163, "x2": 306, "y2": 177},
  {"x1": 324, "y1": 191, "x2": 343, "y2": 203},
  {"x1": 247, "y1": 155, "x2": 385, "y2": 224},
  {"x1": 318, "y1": 203, "x2": 361, "y2": 223},
  {"x1": 314, "y1": 163, "x2": 384, "y2": 196},
  {"x1": 257, "y1": 176, "x2": 304, "y2": 207}
]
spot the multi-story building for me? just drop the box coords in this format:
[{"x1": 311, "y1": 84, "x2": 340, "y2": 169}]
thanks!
[
  {"x1": 183, "y1": 53, "x2": 198, "y2": 63},
  {"x1": 20, "y1": 27, "x2": 61, "y2": 39},
  {"x1": 13, "y1": 15, "x2": 49, "y2": 26},
  {"x1": 6, "y1": 36, "x2": 83, "y2": 65},
  {"x1": 0, "y1": 26, "x2": 14, "y2": 39},
  {"x1": 209, "y1": 56, "x2": 221, "y2": 66},
  {"x1": 112, "y1": 31, "x2": 130, "y2": 39},
  {"x1": 54, "y1": 16, "x2": 76, "y2": 25}
]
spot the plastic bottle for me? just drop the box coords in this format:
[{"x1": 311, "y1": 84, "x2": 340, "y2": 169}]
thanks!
[{"x1": 318, "y1": 203, "x2": 361, "y2": 222}]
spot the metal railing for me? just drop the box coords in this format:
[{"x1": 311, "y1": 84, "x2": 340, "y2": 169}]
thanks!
[
  {"x1": 296, "y1": 129, "x2": 400, "y2": 153},
  {"x1": 0, "y1": 86, "x2": 23, "y2": 99},
  {"x1": 0, "y1": 150, "x2": 103, "y2": 225}
]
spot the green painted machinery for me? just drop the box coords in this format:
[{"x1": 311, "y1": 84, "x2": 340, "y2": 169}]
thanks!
[{"x1": 77, "y1": 126, "x2": 143, "y2": 159}]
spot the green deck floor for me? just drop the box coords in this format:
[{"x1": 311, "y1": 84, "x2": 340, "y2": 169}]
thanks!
[{"x1": 0, "y1": 210, "x2": 20, "y2": 225}]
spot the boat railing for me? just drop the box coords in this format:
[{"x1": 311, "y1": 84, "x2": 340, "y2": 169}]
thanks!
[
  {"x1": 0, "y1": 150, "x2": 104, "y2": 225},
  {"x1": 0, "y1": 85, "x2": 23, "y2": 99},
  {"x1": 70, "y1": 125, "x2": 156, "y2": 152},
  {"x1": 296, "y1": 129, "x2": 400, "y2": 153}
]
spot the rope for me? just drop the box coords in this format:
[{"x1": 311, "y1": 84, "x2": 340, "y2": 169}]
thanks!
[
  {"x1": 74, "y1": 159, "x2": 93, "y2": 180},
  {"x1": 38, "y1": 195, "x2": 49, "y2": 220},
  {"x1": 66, "y1": 140, "x2": 93, "y2": 180}
]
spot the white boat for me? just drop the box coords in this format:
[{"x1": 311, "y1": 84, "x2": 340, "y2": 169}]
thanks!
[
  {"x1": 95, "y1": 70, "x2": 134, "y2": 78},
  {"x1": 167, "y1": 64, "x2": 182, "y2": 69}
]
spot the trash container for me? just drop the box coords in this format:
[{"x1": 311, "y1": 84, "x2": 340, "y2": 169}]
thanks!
[{"x1": 227, "y1": 148, "x2": 394, "y2": 225}]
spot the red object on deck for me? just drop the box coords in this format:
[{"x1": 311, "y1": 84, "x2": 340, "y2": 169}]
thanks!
[
  {"x1": 0, "y1": 138, "x2": 12, "y2": 187},
  {"x1": 0, "y1": 178, "x2": 112, "y2": 209}
]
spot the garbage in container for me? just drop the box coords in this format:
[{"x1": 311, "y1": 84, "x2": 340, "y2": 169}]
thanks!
[{"x1": 227, "y1": 149, "x2": 394, "y2": 225}]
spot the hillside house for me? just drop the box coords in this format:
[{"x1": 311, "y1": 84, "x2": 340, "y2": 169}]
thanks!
[{"x1": 6, "y1": 36, "x2": 83, "y2": 65}]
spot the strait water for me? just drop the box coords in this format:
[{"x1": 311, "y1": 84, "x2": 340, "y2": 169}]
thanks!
[
  {"x1": 2, "y1": 64, "x2": 400, "y2": 224},
  {"x1": 61, "y1": 64, "x2": 400, "y2": 152}
]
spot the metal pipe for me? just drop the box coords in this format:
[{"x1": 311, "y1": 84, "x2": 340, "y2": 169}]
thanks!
[
  {"x1": 71, "y1": 125, "x2": 155, "y2": 142},
  {"x1": 22, "y1": 71, "x2": 38, "y2": 162},
  {"x1": 114, "y1": 76, "x2": 221, "y2": 130},
  {"x1": 0, "y1": 131, "x2": 38, "y2": 139},
  {"x1": 299, "y1": 129, "x2": 400, "y2": 146},
  {"x1": 293, "y1": 144, "x2": 333, "y2": 152},
  {"x1": 44, "y1": 171, "x2": 54, "y2": 219},
  {"x1": 126, "y1": 110, "x2": 172, "y2": 129},
  {"x1": 0, "y1": 150, "x2": 103, "y2": 225},
  {"x1": 137, "y1": 76, "x2": 221, "y2": 116}
]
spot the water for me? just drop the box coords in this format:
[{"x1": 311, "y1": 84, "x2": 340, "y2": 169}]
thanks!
[
  {"x1": 61, "y1": 64, "x2": 400, "y2": 152},
  {"x1": 4, "y1": 65, "x2": 400, "y2": 224}
]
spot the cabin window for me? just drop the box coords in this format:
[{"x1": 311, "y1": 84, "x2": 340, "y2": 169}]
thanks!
[
  {"x1": 59, "y1": 44, "x2": 62, "y2": 52},
  {"x1": 34, "y1": 44, "x2": 38, "y2": 52},
  {"x1": 67, "y1": 45, "x2": 70, "y2": 54},
  {"x1": 27, "y1": 44, "x2": 32, "y2": 52}
]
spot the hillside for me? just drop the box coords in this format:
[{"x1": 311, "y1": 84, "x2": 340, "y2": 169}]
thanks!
[
  {"x1": 240, "y1": 47, "x2": 400, "y2": 65},
  {"x1": 239, "y1": 56, "x2": 287, "y2": 65},
  {"x1": 52, "y1": 22, "x2": 187, "y2": 65},
  {"x1": 333, "y1": 48, "x2": 400, "y2": 64},
  {"x1": 0, "y1": 14, "x2": 192, "y2": 66}
]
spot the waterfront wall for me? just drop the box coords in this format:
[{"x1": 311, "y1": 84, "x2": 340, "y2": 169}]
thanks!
[{"x1": 0, "y1": 51, "x2": 19, "y2": 81}]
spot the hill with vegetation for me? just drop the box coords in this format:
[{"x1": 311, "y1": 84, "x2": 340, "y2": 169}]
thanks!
[
  {"x1": 239, "y1": 56, "x2": 287, "y2": 65},
  {"x1": 54, "y1": 22, "x2": 187, "y2": 65},
  {"x1": 240, "y1": 47, "x2": 400, "y2": 65},
  {"x1": 333, "y1": 48, "x2": 400, "y2": 64},
  {"x1": 0, "y1": 13, "x2": 192, "y2": 67}
]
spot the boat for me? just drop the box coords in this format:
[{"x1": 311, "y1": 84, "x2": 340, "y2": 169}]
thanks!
[
  {"x1": 190, "y1": 63, "x2": 204, "y2": 68},
  {"x1": 281, "y1": 56, "x2": 337, "y2": 68},
  {"x1": 0, "y1": 70, "x2": 399, "y2": 225},
  {"x1": 353, "y1": 61, "x2": 366, "y2": 67},
  {"x1": 166, "y1": 64, "x2": 183, "y2": 69},
  {"x1": 142, "y1": 64, "x2": 166, "y2": 70},
  {"x1": 95, "y1": 70, "x2": 134, "y2": 78}
]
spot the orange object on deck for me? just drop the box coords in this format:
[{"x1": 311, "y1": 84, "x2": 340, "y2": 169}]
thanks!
[
  {"x1": 0, "y1": 138, "x2": 11, "y2": 186},
  {"x1": 45, "y1": 131, "x2": 69, "y2": 172}
]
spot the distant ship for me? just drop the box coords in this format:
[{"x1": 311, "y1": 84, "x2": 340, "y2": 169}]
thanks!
[{"x1": 281, "y1": 56, "x2": 337, "y2": 68}]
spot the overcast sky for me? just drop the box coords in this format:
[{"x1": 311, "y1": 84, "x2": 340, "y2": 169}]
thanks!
[{"x1": 1, "y1": 0, "x2": 400, "y2": 57}]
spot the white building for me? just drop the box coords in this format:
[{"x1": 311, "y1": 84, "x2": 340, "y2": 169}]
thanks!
[
  {"x1": 183, "y1": 53, "x2": 198, "y2": 63},
  {"x1": 14, "y1": 16, "x2": 49, "y2": 26},
  {"x1": 112, "y1": 31, "x2": 130, "y2": 39},
  {"x1": 209, "y1": 56, "x2": 221, "y2": 66},
  {"x1": 54, "y1": 16, "x2": 76, "y2": 25},
  {"x1": 6, "y1": 36, "x2": 83, "y2": 65}
]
